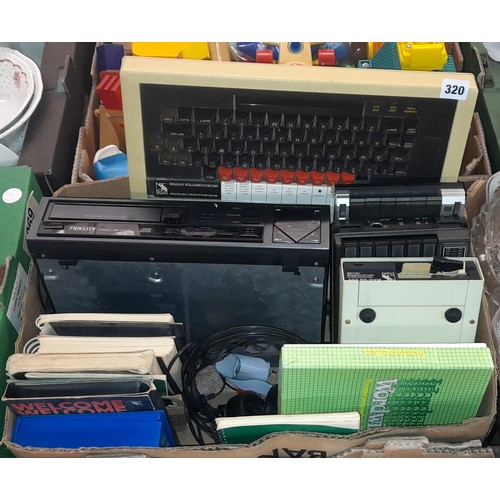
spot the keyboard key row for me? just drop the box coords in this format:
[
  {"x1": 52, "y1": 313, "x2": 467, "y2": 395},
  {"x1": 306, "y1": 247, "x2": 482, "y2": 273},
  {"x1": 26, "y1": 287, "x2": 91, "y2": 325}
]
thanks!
[{"x1": 159, "y1": 116, "x2": 419, "y2": 137}]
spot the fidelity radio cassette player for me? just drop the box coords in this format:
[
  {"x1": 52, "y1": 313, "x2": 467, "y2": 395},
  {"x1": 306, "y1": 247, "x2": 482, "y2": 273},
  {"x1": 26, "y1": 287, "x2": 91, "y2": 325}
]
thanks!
[
  {"x1": 27, "y1": 198, "x2": 331, "y2": 342},
  {"x1": 338, "y1": 257, "x2": 484, "y2": 344}
]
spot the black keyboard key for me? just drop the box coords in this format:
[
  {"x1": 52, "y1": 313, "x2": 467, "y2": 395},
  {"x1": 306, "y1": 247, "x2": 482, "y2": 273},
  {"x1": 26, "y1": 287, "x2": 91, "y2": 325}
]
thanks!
[
  {"x1": 291, "y1": 128, "x2": 306, "y2": 143},
  {"x1": 262, "y1": 141, "x2": 276, "y2": 157},
  {"x1": 317, "y1": 115, "x2": 331, "y2": 130},
  {"x1": 323, "y1": 130, "x2": 337, "y2": 145},
  {"x1": 271, "y1": 156, "x2": 283, "y2": 170},
  {"x1": 177, "y1": 107, "x2": 193, "y2": 123},
  {"x1": 300, "y1": 158, "x2": 313, "y2": 172},
  {"x1": 285, "y1": 156, "x2": 299, "y2": 171},
  {"x1": 309, "y1": 144, "x2": 324, "y2": 159},
  {"x1": 370, "y1": 133, "x2": 386, "y2": 148},
  {"x1": 165, "y1": 134, "x2": 183, "y2": 153},
  {"x1": 342, "y1": 145, "x2": 356, "y2": 160},
  {"x1": 239, "y1": 154, "x2": 251, "y2": 168},
  {"x1": 246, "y1": 140, "x2": 261, "y2": 156},
  {"x1": 212, "y1": 124, "x2": 226, "y2": 140},
  {"x1": 159, "y1": 151, "x2": 173, "y2": 166},
  {"x1": 372, "y1": 149, "x2": 388, "y2": 162},
  {"x1": 236, "y1": 110, "x2": 251, "y2": 126},
  {"x1": 294, "y1": 143, "x2": 308, "y2": 158},
  {"x1": 215, "y1": 139, "x2": 229, "y2": 154},
  {"x1": 357, "y1": 147, "x2": 371, "y2": 161},
  {"x1": 162, "y1": 123, "x2": 192, "y2": 137},
  {"x1": 195, "y1": 108, "x2": 217, "y2": 124},
  {"x1": 228, "y1": 125, "x2": 241, "y2": 141},
  {"x1": 402, "y1": 136, "x2": 415, "y2": 150},
  {"x1": 364, "y1": 117, "x2": 380, "y2": 132},
  {"x1": 387, "y1": 137, "x2": 401, "y2": 149},
  {"x1": 243, "y1": 126, "x2": 257, "y2": 141},
  {"x1": 194, "y1": 124, "x2": 210, "y2": 140},
  {"x1": 307, "y1": 130, "x2": 322, "y2": 145},
  {"x1": 389, "y1": 149, "x2": 408, "y2": 163},
  {"x1": 175, "y1": 151, "x2": 191, "y2": 167},
  {"x1": 284, "y1": 114, "x2": 299, "y2": 129},
  {"x1": 278, "y1": 142, "x2": 293, "y2": 157},
  {"x1": 326, "y1": 145, "x2": 340, "y2": 160},
  {"x1": 222, "y1": 153, "x2": 236, "y2": 168},
  {"x1": 199, "y1": 138, "x2": 213, "y2": 154},
  {"x1": 377, "y1": 160, "x2": 393, "y2": 175},
  {"x1": 394, "y1": 164, "x2": 408, "y2": 176},
  {"x1": 301, "y1": 115, "x2": 315, "y2": 129},
  {"x1": 252, "y1": 112, "x2": 266, "y2": 127},
  {"x1": 316, "y1": 157, "x2": 329, "y2": 173},
  {"x1": 218, "y1": 109, "x2": 233, "y2": 125},
  {"x1": 382, "y1": 117, "x2": 403, "y2": 134},
  {"x1": 354, "y1": 131, "x2": 369, "y2": 147},
  {"x1": 254, "y1": 155, "x2": 267, "y2": 169},
  {"x1": 183, "y1": 137, "x2": 198, "y2": 152},
  {"x1": 230, "y1": 139, "x2": 244, "y2": 155},
  {"x1": 404, "y1": 119, "x2": 419, "y2": 135},
  {"x1": 207, "y1": 153, "x2": 219, "y2": 169},
  {"x1": 332, "y1": 116, "x2": 348, "y2": 131},
  {"x1": 276, "y1": 128, "x2": 290, "y2": 143},
  {"x1": 268, "y1": 113, "x2": 282, "y2": 128},
  {"x1": 149, "y1": 134, "x2": 164, "y2": 152},
  {"x1": 259, "y1": 126, "x2": 273, "y2": 142},
  {"x1": 348, "y1": 117, "x2": 363, "y2": 132},
  {"x1": 160, "y1": 107, "x2": 177, "y2": 124},
  {"x1": 191, "y1": 152, "x2": 204, "y2": 168},
  {"x1": 338, "y1": 131, "x2": 352, "y2": 146}
]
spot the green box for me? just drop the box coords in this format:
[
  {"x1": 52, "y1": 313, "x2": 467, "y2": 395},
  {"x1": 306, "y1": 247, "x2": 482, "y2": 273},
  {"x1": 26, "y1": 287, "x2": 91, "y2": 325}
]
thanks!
[{"x1": 0, "y1": 167, "x2": 42, "y2": 457}]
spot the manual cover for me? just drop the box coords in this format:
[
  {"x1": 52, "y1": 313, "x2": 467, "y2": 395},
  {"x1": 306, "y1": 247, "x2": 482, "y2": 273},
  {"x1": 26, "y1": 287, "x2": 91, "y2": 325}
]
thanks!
[
  {"x1": 278, "y1": 344, "x2": 494, "y2": 430},
  {"x1": 3, "y1": 378, "x2": 165, "y2": 416}
]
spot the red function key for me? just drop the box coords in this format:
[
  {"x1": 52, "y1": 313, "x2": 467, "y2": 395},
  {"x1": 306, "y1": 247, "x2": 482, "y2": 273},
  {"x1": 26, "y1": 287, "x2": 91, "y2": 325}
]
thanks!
[
  {"x1": 295, "y1": 170, "x2": 310, "y2": 185},
  {"x1": 280, "y1": 170, "x2": 295, "y2": 184},
  {"x1": 326, "y1": 171, "x2": 340, "y2": 185},
  {"x1": 218, "y1": 166, "x2": 233, "y2": 181},
  {"x1": 310, "y1": 171, "x2": 326, "y2": 185},
  {"x1": 264, "y1": 169, "x2": 280, "y2": 183},
  {"x1": 234, "y1": 166, "x2": 249, "y2": 182},
  {"x1": 250, "y1": 168, "x2": 265, "y2": 183},
  {"x1": 340, "y1": 171, "x2": 356, "y2": 184}
]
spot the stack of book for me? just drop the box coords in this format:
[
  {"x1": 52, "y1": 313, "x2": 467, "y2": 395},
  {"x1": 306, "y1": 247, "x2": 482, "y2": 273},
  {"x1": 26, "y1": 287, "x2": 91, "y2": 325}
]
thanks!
[{"x1": 3, "y1": 313, "x2": 184, "y2": 449}]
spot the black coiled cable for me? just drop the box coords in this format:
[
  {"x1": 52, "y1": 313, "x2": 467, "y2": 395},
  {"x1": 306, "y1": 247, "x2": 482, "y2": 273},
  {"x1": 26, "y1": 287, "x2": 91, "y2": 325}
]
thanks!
[{"x1": 175, "y1": 325, "x2": 306, "y2": 445}]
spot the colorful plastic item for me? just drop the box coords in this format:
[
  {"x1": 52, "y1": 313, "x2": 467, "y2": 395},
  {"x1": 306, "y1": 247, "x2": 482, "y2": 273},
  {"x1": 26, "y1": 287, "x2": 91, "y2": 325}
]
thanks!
[
  {"x1": 93, "y1": 145, "x2": 128, "y2": 180},
  {"x1": 131, "y1": 42, "x2": 210, "y2": 60},
  {"x1": 96, "y1": 72, "x2": 123, "y2": 110},
  {"x1": 397, "y1": 42, "x2": 448, "y2": 71}
]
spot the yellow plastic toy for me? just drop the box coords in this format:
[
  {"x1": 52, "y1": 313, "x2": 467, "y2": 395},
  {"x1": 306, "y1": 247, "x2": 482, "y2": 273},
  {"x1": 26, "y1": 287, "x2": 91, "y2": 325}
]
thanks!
[
  {"x1": 396, "y1": 42, "x2": 448, "y2": 71},
  {"x1": 131, "y1": 42, "x2": 211, "y2": 60}
]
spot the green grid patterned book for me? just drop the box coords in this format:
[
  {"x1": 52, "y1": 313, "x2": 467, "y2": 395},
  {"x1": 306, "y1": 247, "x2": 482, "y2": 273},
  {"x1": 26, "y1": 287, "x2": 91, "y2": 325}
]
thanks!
[{"x1": 279, "y1": 344, "x2": 494, "y2": 430}]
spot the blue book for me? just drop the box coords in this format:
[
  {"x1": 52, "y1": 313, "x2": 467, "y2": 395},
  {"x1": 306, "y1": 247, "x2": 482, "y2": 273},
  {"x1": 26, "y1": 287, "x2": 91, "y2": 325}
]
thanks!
[{"x1": 11, "y1": 410, "x2": 177, "y2": 448}]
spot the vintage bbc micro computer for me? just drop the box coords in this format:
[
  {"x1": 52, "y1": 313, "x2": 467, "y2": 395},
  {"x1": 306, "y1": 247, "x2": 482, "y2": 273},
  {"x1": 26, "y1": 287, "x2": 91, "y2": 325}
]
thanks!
[{"x1": 27, "y1": 56, "x2": 479, "y2": 344}]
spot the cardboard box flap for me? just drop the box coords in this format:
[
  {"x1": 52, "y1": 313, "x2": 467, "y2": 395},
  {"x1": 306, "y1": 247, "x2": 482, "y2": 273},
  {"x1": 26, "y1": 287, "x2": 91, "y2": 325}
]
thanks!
[
  {"x1": 2, "y1": 415, "x2": 496, "y2": 458},
  {"x1": 337, "y1": 436, "x2": 494, "y2": 458}
]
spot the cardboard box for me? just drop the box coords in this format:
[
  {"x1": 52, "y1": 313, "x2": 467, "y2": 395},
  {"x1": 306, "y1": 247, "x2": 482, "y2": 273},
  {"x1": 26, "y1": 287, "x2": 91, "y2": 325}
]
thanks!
[
  {"x1": 72, "y1": 42, "x2": 231, "y2": 185},
  {"x1": 0, "y1": 167, "x2": 43, "y2": 457},
  {"x1": 1, "y1": 279, "x2": 497, "y2": 457},
  {"x1": 461, "y1": 42, "x2": 500, "y2": 174},
  {"x1": 18, "y1": 43, "x2": 95, "y2": 195},
  {"x1": 459, "y1": 112, "x2": 492, "y2": 189}
]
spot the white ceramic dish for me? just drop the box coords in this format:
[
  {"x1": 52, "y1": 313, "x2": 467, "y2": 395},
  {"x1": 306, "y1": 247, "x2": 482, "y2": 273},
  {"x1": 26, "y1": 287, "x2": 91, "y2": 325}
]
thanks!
[
  {"x1": 0, "y1": 53, "x2": 34, "y2": 132},
  {"x1": 0, "y1": 48, "x2": 42, "y2": 148}
]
